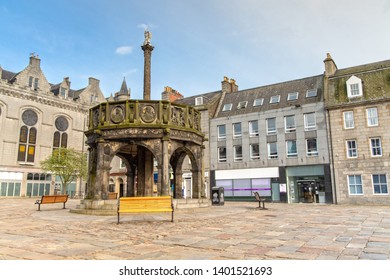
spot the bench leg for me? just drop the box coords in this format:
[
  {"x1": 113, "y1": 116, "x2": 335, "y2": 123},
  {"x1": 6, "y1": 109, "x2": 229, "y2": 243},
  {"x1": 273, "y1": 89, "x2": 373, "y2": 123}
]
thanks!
[
  {"x1": 37, "y1": 204, "x2": 41, "y2": 211},
  {"x1": 171, "y1": 211, "x2": 174, "y2": 222},
  {"x1": 117, "y1": 213, "x2": 120, "y2": 224},
  {"x1": 63, "y1": 202, "x2": 66, "y2": 209}
]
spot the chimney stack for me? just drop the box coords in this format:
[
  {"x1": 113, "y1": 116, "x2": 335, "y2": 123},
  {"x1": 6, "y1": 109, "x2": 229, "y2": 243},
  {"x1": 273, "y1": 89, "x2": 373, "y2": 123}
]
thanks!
[
  {"x1": 221, "y1": 76, "x2": 239, "y2": 93},
  {"x1": 161, "y1": 86, "x2": 184, "y2": 102},
  {"x1": 323, "y1": 53, "x2": 337, "y2": 77}
]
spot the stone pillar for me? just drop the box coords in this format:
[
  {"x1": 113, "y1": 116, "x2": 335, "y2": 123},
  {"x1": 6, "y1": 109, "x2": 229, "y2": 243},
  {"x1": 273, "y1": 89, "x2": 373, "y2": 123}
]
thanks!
[
  {"x1": 96, "y1": 141, "x2": 111, "y2": 199},
  {"x1": 161, "y1": 139, "x2": 170, "y2": 195},
  {"x1": 174, "y1": 170, "x2": 183, "y2": 198},
  {"x1": 144, "y1": 149, "x2": 154, "y2": 196},
  {"x1": 141, "y1": 43, "x2": 154, "y2": 101},
  {"x1": 126, "y1": 166, "x2": 135, "y2": 197}
]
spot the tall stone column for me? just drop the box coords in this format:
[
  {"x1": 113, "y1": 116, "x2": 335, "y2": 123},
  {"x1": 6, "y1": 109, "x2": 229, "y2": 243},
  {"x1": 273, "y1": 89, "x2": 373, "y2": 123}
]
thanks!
[
  {"x1": 141, "y1": 43, "x2": 154, "y2": 100},
  {"x1": 162, "y1": 139, "x2": 170, "y2": 196}
]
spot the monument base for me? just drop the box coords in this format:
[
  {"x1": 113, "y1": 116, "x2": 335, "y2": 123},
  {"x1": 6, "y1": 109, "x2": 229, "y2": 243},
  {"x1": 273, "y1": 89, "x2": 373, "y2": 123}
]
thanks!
[{"x1": 70, "y1": 198, "x2": 212, "y2": 216}]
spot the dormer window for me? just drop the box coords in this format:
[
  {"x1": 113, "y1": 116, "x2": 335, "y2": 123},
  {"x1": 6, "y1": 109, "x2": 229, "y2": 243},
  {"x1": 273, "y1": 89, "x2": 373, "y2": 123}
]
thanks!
[
  {"x1": 60, "y1": 87, "x2": 67, "y2": 99},
  {"x1": 222, "y1": 103, "x2": 232, "y2": 111},
  {"x1": 253, "y1": 98, "x2": 264, "y2": 107},
  {"x1": 237, "y1": 101, "x2": 247, "y2": 109},
  {"x1": 28, "y1": 76, "x2": 39, "y2": 90},
  {"x1": 270, "y1": 95, "x2": 280, "y2": 104},
  {"x1": 195, "y1": 96, "x2": 203, "y2": 105},
  {"x1": 287, "y1": 92, "x2": 299, "y2": 101},
  {"x1": 346, "y1": 76, "x2": 363, "y2": 98},
  {"x1": 306, "y1": 89, "x2": 317, "y2": 98}
]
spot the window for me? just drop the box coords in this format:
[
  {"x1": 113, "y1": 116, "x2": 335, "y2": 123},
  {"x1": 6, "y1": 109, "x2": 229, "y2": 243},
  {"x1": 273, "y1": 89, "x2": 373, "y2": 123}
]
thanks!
[
  {"x1": 250, "y1": 144, "x2": 260, "y2": 160},
  {"x1": 28, "y1": 76, "x2": 33, "y2": 87},
  {"x1": 286, "y1": 140, "x2": 297, "y2": 158},
  {"x1": 237, "y1": 101, "x2": 247, "y2": 109},
  {"x1": 222, "y1": 104, "x2": 232, "y2": 111},
  {"x1": 267, "y1": 142, "x2": 278, "y2": 159},
  {"x1": 346, "y1": 140, "x2": 358, "y2": 158},
  {"x1": 253, "y1": 98, "x2": 264, "y2": 107},
  {"x1": 348, "y1": 175, "x2": 363, "y2": 195},
  {"x1": 366, "y1": 108, "x2": 378, "y2": 126},
  {"x1": 284, "y1": 115, "x2": 296, "y2": 133},
  {"x1": 343, "y1": 111, "x2": 354, "y2": 129},
  {"x1": 270, "y1": 95, "x2": 280, "y2": 104},
  {"x1": 60, "y1": 87, "x2": 67, "y2": 98},
  {"x1": 218, "y1": 147, "x2": 227, "y2": 162},
  {"x1": 233, "y1": 123, "x2": 242, "y2": 138},
  {"x1": 234, "y1": 145, "x2": 243, "y2": 162},
  {"x1": 18, "y1": 110, "x2": 38, "y2": 163},
  {"x1": 90, "y1": 95, "x2": 98, "y2": 103},
  {"x1": 249, "y1": 120, "x2": 259, "y2": 137},
  {"x1": 53, "y1": 116, "x2": 69, "y2": 151},
  {"x1": 306, "y1": 138, "x2": 318, "y2": 156},
  {"x1": 372, "y1": 174, "x2": 388, "y2": 194},
  {"x1": 306, "y1": 89, "x2": 317, "y2": 98},
  {"x1": 34, "y1": 78, "x2": 39, "y2": 90},
  {"x1": 195, "y1": 97, "x2": 203, "y2": 105},
  {"x1": 266, "y1": 118, "x2": 276, "y2": 135},
  {"x1": 287, "y1": 92, "x2": 299, "y2": 101},
  {"x1": 217, "y1": 125, "x2": 226, "y2": 140},
  {"x1": 304, "y1": 113, "x2": 316, "y2": 131},
  {"x1": 346, "y1": 76, "x2": 363, "y2": 98},
  {"x1": 370, "y1": 137, "x2": 382, "y2": 156}
]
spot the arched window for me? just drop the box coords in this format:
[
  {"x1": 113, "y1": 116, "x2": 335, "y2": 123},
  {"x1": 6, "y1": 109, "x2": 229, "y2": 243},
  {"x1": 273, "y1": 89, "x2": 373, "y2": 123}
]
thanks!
[
  {"x1": 18, "y1": 110, "x2": 38, "y2": 163},
  {"x1": 53, "y1": 116, "x2": 69, "y2": 151}
]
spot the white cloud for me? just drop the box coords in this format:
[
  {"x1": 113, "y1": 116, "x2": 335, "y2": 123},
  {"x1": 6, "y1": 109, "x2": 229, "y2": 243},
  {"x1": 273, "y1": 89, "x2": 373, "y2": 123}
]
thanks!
[{"x1": 115, "y1": 46, "x2": 133, "y2": 55}]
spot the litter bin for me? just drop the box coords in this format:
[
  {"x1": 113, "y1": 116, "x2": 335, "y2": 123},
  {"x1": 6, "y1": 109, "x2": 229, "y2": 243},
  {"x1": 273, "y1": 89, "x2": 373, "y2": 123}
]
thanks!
[{"x1": 211, "y1": 187, "x2": 224, "y2": 206}]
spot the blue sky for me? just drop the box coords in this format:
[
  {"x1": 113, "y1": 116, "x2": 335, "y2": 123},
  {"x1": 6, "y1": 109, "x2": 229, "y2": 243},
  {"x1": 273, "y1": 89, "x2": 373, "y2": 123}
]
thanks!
[{"x1": 1, "y1": 0, "x2": 390, "y2": 99}]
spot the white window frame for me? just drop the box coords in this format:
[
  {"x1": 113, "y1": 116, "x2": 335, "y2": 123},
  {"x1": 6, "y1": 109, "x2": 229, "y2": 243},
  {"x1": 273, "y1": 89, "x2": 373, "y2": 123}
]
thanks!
[
  {"x1": 237, "y1": 101, "x2": 248, "y2": 109},
  {"x1": 60, "y1": 87, "x2": 67, "y2": 99},
  {"x1": 233, "y1": 145, "x2": 243, "y2": 162},
  {"x1": 306, "y1": 138, "x2": 318, "y2": 157},
  {"x1": 372, "y1": 174, "x2": 389, "y2": 195},
  {"x1": 304, "y1": 112, "x2": 316, "y2": 131},
  {"x1": 343, "y1": 111, "x2": 354, "y2": 129},
  {"x1": 306, "y1": 89, "x2": 317, "y2": 98},
  {"x1": 222, "y1": 104, "x2": 232, "y2": 111},
  {"x1": 370, "y1": 137, "x2": 382, "y2": 157},
  {"x1": 253, "y1": 98, "x2": 264, "y2": 107},
  {"x1": 249, "y1": 120, "x2": 259, "y2": 137},
  {"x1": 346, "y1": 75, "x2": 363, "y2": 98},
  {"x1": 366, "y1": 107, "x2": 378, "y2": 127},
  {"x1": 195, "y1": 96, "x2": 203, "y2": 106},
  {"x1": 218, "y1": 147, "x2": 227, "y2": 163},
  {"x1": 267, "y1": 142, "x2": 278, "y2": 159},
  {"x1": 266, "y1": 118, "x2": 276, "y2": 135},
  {"x1": 217, "y1": 125, "x2": 226, "y2": 140},
  {"x1": 346, "y1": 140, "x2": 358, "y2": 158},
  {"x1": 348, "y1": 175, "x2": 363, "y2": 195},
  {"x1": 233, "y1": 123, "x2": 242, "y2": 139},
  {"x1": 287, "y1": 92, "x2": 299, "y2": 101},
  {"x1": 270, "y1": 95, "x2": 280, "y2": 104},
  {"x1": 286, "y1": 140, "x2": 297, "y2": 158},
  {"x1": 250, "y1": 144, "x2": 260, "y2": 160},
  {"x1": 284, "y1": 115, "x2": 296, "y2": 133}
]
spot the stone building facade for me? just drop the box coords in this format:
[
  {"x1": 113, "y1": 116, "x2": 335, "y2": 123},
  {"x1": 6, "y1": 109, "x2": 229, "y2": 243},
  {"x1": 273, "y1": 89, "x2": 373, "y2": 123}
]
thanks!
[
  {"x1": 324, "y1": 54, "x2": 390, "y2": 204},
  {"x1": 0, "y1": 55, "x2": 105, "y2": 197}
]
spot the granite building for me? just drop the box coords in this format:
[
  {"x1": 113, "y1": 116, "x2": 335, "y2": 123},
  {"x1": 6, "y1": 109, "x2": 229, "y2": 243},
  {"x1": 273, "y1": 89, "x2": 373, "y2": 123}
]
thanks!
[
  {"x1": 0, "y1": 55, "x2": 106, "y2": 197},
  {"x1": 324, "y1": 54, "x2": 390, "y2": 204}
]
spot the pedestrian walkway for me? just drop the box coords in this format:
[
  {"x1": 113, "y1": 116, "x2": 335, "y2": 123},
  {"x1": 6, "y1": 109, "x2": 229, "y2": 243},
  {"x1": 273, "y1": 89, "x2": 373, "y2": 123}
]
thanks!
[{"x1": 0, "y1": 198, "x2": 389, "y2": 260}]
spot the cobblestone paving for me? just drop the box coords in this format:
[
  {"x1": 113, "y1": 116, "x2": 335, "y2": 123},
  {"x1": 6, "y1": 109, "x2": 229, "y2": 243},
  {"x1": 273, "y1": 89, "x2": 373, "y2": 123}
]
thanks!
[{"x1": 0, "y1": 198, "x2": 389, "y2": 260}]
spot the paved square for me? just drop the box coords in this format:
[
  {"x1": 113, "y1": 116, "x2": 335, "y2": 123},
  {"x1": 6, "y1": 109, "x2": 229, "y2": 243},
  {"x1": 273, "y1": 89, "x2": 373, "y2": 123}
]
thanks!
[{"x1": 0, "y1": 198, "x2": 389, "y2": 260}]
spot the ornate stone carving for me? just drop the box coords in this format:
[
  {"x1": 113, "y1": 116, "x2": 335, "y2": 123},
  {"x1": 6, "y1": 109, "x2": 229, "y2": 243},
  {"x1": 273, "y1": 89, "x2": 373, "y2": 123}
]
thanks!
[
  {"x1": 171, "y1": 106, "x2": 185, "y2": 127},
  {"x1": 92, "y1": 109, "x2": 99, "y2": 127},
  {"x1": 110, "y1": 105, "x2": 125, "y2": 124},
  {"x1": 140, "y1": 104, "x2": 156, "y2": 123}
]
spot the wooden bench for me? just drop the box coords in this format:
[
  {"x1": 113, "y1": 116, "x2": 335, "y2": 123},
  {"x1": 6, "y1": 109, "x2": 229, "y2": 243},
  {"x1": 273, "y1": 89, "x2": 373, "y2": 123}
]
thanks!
[
  {"x1": 35, "y1": 194, "x2": 69, "y2": 211},
  {"x1": 117, "y1": 196, "x2": 174, "y2": 224},
  {"x1": 253, "y1": 191, "x2": 267, "y2": 210},
  {"x1": 108, "y1": 192, "x2": 118, "y2": 200}
]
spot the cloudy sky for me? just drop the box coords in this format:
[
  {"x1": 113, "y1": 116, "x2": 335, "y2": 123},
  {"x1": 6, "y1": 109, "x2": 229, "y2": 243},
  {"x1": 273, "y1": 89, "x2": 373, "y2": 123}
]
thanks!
[{"x1": 1, "y1": 0, "x2": 389, "y2": 99}]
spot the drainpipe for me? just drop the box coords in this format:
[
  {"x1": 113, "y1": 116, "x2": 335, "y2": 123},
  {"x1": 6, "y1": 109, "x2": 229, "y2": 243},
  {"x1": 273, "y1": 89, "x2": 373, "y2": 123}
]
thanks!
[{"x1": 325, "y1": 108, "x2": 337, "y2": 204}]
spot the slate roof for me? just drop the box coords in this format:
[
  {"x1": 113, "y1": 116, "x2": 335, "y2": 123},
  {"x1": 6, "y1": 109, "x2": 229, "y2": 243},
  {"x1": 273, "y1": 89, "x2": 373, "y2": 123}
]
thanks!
[
  {"x1": 215, "y1": 74, "x2": 324, "y2": 118},
  {"x1": 332, "y1": 59, "x2": 390, "y2": 77}
]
